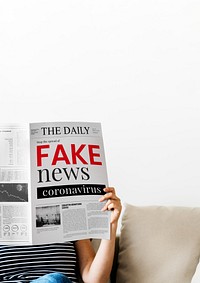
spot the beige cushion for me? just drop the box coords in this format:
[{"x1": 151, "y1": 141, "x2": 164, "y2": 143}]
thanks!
[{"x1": 116, "y1": 204, "x2": 200, "y2": 283}]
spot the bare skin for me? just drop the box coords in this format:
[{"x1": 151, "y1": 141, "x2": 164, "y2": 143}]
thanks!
[{"x1": 75, "y1": 187, "x2": 122, "y2": 283}]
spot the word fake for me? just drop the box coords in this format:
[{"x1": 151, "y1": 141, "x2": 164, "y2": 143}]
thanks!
[{"x1": 36, "y1": 144, "x2": 102, "y2": 167}]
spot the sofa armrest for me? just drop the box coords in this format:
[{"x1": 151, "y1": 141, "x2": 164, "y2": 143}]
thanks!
[{"x1": 116, "y1": 204, "x2": 200, "y2": 283}]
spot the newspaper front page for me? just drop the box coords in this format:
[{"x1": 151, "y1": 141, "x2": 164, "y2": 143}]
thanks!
[
  {"x1": 0, "y1": 122, "x2": 110, "y2": 245},
  {"x1": 30, "y1": 122, "x2": 110, "y2": 244}
]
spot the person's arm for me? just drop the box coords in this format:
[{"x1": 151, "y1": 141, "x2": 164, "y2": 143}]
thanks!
[{"x1": 75, "y1": 187, "x2": 122, "y2": 283}]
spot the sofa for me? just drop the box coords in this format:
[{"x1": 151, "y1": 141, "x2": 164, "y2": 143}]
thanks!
[{"x1": 89, "y1": 203, "x2": 200, "y2": 283}]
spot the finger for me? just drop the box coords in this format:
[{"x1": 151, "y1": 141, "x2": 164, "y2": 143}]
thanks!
[
  {"x1": 103, "y1": 187, "x2": 115, "y2": 194},
  {"x1": 99, "y1": 190, "x2": 119, "y2": 202},
  {"x1": 101, "y1": 199, "x2": 120, "y2": 212},
  {"x1": 99, "y1": 193, "x2": 114, "y2": 202},
  {"x1": 101, "y1": 199, "x2": 112, "y2": 211}
]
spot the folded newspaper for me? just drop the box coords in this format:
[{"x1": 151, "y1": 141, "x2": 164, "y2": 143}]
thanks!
[{"x1": 0, "y1": 122, "x2": 110, "y2": 245}]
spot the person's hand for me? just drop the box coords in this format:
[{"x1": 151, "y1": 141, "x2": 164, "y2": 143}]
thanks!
[{"x1": 99, "y1": 187, "x2": 122, "y2": 224}]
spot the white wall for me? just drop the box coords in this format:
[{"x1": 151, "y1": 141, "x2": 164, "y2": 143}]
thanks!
[{"x1": 0, "y1": 0, "x2": 200, "y2": 207}]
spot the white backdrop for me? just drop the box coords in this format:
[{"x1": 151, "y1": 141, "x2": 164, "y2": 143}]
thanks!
[{"x1": 0, "y1": 0, "x2": 200, "y2": 207}]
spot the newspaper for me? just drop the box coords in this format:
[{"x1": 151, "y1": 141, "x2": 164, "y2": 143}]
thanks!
[{"x1": 0, "y1": 122, "x2": 110, "y2": 245}]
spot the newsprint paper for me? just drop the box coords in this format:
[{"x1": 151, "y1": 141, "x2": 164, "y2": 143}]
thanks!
[{"x1": 0, "y1": 122, "x2": 110, "y2": 245}]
